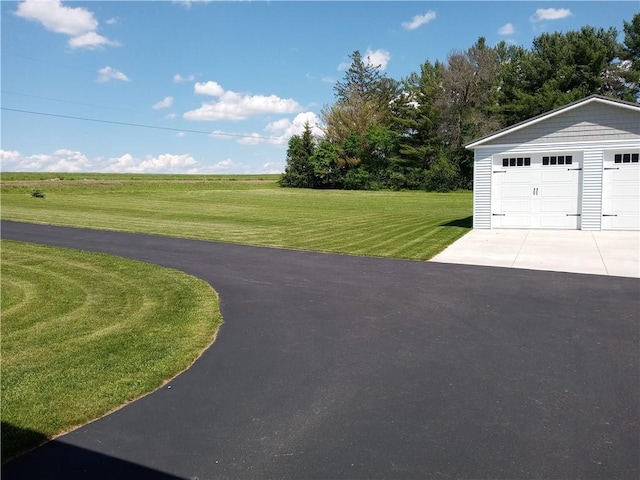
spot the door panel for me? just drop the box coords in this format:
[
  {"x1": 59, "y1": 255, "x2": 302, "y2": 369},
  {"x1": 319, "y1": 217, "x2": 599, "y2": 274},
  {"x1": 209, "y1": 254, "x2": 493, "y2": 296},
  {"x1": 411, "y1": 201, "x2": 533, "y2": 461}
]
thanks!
[
  {"x1": 602, "y1": 151, "x2": 640, "y2": 231},
  {"x1": 492, "y1": 154, "x2": 581, "y2": 229}
]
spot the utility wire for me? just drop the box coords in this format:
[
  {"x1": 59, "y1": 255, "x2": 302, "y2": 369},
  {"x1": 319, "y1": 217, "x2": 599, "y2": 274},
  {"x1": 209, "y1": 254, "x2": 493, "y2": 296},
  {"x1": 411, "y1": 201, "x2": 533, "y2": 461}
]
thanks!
[
  {"x1": 2, "y1": 90, "x2": 147, "y2": 115},
  {"x1": 1, "y1": 107, "x2": 281, "y2": 141}
]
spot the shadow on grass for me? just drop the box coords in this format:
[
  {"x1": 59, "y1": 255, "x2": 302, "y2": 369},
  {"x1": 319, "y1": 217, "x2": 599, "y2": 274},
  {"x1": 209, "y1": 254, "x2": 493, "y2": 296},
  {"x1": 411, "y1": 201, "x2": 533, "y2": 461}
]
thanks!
[
  {"x1": 1, "y1": 422, "x2": 48, "y2": 463},
  {"x1": 440, "y1": 216, "x2": 473, "y2": 228},
  {"x1": 1, "y1": 422, "x2": 181, "y2": 479}
]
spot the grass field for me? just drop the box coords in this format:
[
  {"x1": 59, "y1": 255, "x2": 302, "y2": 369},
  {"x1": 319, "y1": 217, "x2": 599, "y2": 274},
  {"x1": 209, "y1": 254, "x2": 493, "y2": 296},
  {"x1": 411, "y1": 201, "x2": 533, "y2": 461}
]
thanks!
[
  {"x1": 0, "y1": 173, "x2": 470, "y2": 459},
  {"x1": 0, "y1": 240, "x2": 222, "y2": 461},
  {"x1": 0, "y1": 173, "x2": 472, "y2": 260}
]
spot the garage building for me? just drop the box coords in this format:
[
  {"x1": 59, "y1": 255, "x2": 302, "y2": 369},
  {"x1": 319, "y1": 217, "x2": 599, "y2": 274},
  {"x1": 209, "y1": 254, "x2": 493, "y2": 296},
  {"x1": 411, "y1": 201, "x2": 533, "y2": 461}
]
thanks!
[{"x1": 467, "y1": 95, "x2": 640, "y2": 231}]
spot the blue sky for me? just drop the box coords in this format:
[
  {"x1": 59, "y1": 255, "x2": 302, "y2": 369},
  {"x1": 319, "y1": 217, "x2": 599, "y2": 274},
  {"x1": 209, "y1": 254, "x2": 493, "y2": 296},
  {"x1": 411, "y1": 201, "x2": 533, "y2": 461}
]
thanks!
[{"x1": 1, "y1": 1, "x2": 638, "y2": 174}]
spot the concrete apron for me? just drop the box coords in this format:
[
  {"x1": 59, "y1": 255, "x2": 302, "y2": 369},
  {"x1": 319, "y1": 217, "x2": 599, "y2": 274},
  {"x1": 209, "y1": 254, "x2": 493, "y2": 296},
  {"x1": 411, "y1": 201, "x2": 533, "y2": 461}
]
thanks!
[{"x1": 430, "y1": 229, "x2": 640, "y2": 278}]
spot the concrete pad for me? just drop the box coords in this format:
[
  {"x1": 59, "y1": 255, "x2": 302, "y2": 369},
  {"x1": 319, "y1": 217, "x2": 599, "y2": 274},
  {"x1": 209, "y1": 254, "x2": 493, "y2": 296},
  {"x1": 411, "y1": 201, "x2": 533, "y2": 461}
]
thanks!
[
  {"x1": 593, "y1": 231, "x2": 640, "y2": 278},
  {"x1": 430, "y1": 229, "x2": 528, "y2": 267},
  {"x1": 431, "y1": 229, "x2": 640, "y2": 278}
]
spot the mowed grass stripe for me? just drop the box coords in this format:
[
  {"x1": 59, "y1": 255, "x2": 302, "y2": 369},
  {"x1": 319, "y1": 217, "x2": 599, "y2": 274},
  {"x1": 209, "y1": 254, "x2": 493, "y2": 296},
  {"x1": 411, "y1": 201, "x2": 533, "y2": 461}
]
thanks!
[
  {"x1": 1, "y1": 176, "x2": 472, "y2": 260},
  {"x1": 352, "y1": 220, "x2": 445, "y2": 257},
  {"x1": 0, "y1": 240, "x2": 222, "y2": 460}
]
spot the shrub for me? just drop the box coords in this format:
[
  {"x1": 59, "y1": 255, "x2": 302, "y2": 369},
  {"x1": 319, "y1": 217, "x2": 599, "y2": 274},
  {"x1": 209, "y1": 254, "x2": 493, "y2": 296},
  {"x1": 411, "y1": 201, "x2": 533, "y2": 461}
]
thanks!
[{"x1": 424, "y1": 155, "x2": 462, "y2": 192}]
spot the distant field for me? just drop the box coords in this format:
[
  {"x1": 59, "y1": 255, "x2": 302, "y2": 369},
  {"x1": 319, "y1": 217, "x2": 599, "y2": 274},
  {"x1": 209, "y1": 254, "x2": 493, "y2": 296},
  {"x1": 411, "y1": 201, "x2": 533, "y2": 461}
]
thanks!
[{"x1": 0, "y1": 173, "x2": 472, "y2": 260}]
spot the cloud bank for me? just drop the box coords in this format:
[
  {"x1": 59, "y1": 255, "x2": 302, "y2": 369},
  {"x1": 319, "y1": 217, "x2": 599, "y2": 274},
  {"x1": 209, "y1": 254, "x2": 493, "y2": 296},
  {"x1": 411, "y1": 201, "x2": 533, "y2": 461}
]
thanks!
[{"x1": 0, "y1": 149, "x2": 283, "y2": 174}]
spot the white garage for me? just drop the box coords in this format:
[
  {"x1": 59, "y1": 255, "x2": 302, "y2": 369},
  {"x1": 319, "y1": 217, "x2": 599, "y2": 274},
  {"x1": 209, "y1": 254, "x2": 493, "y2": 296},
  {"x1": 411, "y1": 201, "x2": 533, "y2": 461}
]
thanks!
[{"x1": 467, "y1": 95, "x2": 640, "y2": 231}]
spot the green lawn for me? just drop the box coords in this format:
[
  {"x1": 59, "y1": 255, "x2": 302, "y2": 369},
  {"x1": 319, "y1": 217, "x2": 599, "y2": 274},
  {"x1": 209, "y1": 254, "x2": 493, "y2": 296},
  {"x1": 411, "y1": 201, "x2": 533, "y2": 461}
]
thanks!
[
  {"x1": 0, "y1": 174, "x2": 471, "y2": 460},
  {"x1": 0, "y1": 173, "x2": 472, "y2": 260},
  {"x1": 0, "y1": 240, "x2": 222, "y2": 461}
]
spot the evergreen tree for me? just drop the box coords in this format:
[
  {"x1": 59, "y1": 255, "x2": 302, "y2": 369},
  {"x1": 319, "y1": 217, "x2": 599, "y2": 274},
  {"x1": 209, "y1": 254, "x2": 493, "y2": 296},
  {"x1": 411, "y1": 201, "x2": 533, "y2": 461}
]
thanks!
[
  {"x1": 499, "y1": 26, "x2": 622, "y2": 122},
  {"x1": 617, "y1": 13, "x2": 640, "y2": 101},
  {"x1": 281, "y1": 16, "x2": 638, "y2": 192},
  {"x1": 279, "y1": 122, "x2": 316, "y2": 188},
  {"x1": 393, "y1": 60, "x2": 444, "y2": 171}
]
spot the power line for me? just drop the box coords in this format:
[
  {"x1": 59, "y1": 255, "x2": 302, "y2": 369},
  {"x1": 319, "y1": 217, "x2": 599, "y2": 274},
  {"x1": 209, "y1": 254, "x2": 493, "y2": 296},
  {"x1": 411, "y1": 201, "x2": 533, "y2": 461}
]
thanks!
[
  {"x1": 3, "y1": 52, "x2": 95, "y2": 74},
  {"x1": 2, "y1": 90, "x2": 147, "y2": 115},
  {"x1": 1, "y1": 107, "x2": 282, "y2": 141}
]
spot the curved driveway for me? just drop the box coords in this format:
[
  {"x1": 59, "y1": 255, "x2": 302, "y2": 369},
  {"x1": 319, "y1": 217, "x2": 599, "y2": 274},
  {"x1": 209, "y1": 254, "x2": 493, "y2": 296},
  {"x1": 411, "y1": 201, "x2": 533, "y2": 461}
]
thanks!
[{"x1": 2, "y1": 221, "x2": 639, "y2": 480}]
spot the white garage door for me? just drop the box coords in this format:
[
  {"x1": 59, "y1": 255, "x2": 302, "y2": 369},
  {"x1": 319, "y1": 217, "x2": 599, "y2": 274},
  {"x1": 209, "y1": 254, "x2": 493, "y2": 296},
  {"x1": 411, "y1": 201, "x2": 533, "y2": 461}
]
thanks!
[
  {"x1": 491, "y1": 154, "x2": 582, "y2": 229},
  {"x1": 602, "y1": 151, "x2": 640, "y2": 231}
]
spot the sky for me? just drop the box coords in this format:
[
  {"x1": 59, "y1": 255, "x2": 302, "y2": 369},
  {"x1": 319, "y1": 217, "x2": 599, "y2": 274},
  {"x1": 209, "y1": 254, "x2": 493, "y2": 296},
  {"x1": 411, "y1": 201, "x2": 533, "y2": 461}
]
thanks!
[{"x1": 1, "y1": 1, "x2": 638, "y2": 175}]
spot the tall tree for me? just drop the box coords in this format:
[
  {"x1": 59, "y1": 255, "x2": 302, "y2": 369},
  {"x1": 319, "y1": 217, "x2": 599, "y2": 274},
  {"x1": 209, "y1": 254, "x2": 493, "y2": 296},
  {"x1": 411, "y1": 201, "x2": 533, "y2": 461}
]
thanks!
[
  {"x1": 279, "y1": 122, "x2": 316, "y2": 188},
  {"x1": 499, "y1": 26, "x2": 622, "y2": 123},
  {"x1": 321, "y1": 50, "x2": 398, "y2": 175},
  {"x1": 615, "y1": 13, "x2": 640, "y2": 101},
  {"x1": 333, "y1": 50, "x2": 383, "y2": 103},
  {"x1": 391, "y1": 60, "x2": 445, "y2": 172},
  {"x1": 440, "y1": 37, "x2": 501, "y2": 150}
]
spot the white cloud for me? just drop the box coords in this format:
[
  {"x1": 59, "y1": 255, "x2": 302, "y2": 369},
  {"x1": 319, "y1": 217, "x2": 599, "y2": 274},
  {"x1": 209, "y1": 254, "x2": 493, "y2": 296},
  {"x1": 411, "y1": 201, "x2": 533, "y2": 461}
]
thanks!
[
  {"x1": 262, "y1": 111, "x2": 323, "y2": 145},
  {"x1": 337, "y1": 49, "x2": 391, "y2": 72},
  {"x1": 194, "y1": 81, "x2": 225, "y2": 97},
  {"x1": 0, "y1": 148, "x2": 278, "y2": 174},
  {"x1": 15, "y1": 0, "x2": 97, "y2": 36},
  {"x1": 68, "y1": 31, "x2": 119, "y2": 49},
  {"x1": 212, "y1": 159, "x2": 234, "y2": 170},
  {"x1": 402, "y1": 10, "x2": 436, "y2": 30},
  {"x1": 498, "y1": 23, "x2": 515, "y2": 35},
  {"x1": 15, "y1": 0, "x2": 118, "y2": 50},
  {"x1": 153, "y1": 96, "x2": 174, "y2": 109},
  {"x1": 206, "y1": 112, "x2": 321, "y2": 147},
  {"x1": 337, "y1": 60, "x2": 351, "y2": 72},
  {"x1": 365, "y1": 48, "x2": 391, "y2": 70},
  {"x1": 173, "y1": 0, "x2": 213, "y2": 8},
  {"x1": 138, "y1": 153, "x2": 196, "y2": 171},
  {"x1": 531, "y1": 8, "x2": 572, "y2": 21},
  {"x1": 97, "y1": 66, "x2": 130, "y2": 83},
  {"x1": 185, "y1": 81, "x2": 301, "y2": 121},
  {"x1": 0, "y1": 149, "x2": 21, "y2": 161},
  {"x1": 237, "y1": 133, "x2": 264, "y2": 145},
  {"x1": 261, "y1": 162, "x2": 284, "y2": 174},
  {"x1": 103, "y1": 153, "x2": 136, "y2": 171},
  {"x1": 174, "y1": 73, "x2": 196, "y2": 83},
  {"x1": 102, "y1": 153, "x2": 197, "y2": 173},
  {"x1": 0, "y1": 148, "x2": 92, "y2": 172}
]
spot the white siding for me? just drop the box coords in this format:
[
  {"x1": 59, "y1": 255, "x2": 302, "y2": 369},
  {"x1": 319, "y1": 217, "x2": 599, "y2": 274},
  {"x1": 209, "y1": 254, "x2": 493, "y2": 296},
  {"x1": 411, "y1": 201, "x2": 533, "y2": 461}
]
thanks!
[
  {"x1": 475, "y1": 140, "x2": 640, "y2": 230},
  {"x1": 480, "y1": 103, "x2": 639, "y2": 146},
  {"x1": 473, "y1": 151, "x2": 492, "y2": 228},
  {"x1": 470, "y1": 98, "x2": 640, "y2": 231},
  {"x1": 581, "y1": 148, "x2": 603, "y2": 230}
]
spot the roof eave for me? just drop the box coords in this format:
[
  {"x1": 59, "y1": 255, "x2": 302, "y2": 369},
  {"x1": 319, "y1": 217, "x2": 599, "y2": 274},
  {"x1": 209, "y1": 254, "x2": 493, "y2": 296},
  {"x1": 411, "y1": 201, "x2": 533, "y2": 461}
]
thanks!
[{"x1": 465, "y1": 95, "x2": 640, "y2": 150}]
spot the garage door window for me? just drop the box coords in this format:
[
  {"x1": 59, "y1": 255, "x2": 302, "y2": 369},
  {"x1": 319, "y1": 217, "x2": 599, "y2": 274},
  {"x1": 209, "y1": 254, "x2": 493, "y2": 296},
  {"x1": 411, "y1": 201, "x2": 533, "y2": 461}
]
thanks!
[
  {"x1": 502, "y1": 157, "x2": 531, "y2": 167},
  {"x1": 542, "y1": 155, "x2": 572, "y2": 166},
  {"x1": 614, "y1": 153, "x2": 639, "y2": 163}
]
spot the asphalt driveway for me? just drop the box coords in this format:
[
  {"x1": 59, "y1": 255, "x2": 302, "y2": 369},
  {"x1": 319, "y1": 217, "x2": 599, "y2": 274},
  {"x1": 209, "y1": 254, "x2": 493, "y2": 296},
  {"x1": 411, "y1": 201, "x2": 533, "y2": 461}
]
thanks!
[{"x1": 2, "y1": 221, "x2": 639, "y2": 479}]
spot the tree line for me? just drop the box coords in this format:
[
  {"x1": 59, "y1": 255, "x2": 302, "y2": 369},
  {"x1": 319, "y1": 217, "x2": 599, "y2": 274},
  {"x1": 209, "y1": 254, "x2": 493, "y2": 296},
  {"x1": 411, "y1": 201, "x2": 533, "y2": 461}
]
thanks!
[{"x1": 280, "y1": 14, "x2": 639, "y2": 191}]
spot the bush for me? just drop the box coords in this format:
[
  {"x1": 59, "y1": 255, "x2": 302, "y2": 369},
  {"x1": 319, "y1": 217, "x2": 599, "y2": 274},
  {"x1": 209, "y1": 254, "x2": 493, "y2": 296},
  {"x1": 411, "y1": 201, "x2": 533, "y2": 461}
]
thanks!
[
  {"x1": 31, "y1": 189, "x2": 45, "y2": 198},
  {"x1": 424, "y1": 155, "x2": 462, "y2": 192},
  {"x1": 341, "y1": 168, "x2": 371, "y2": 190}
]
